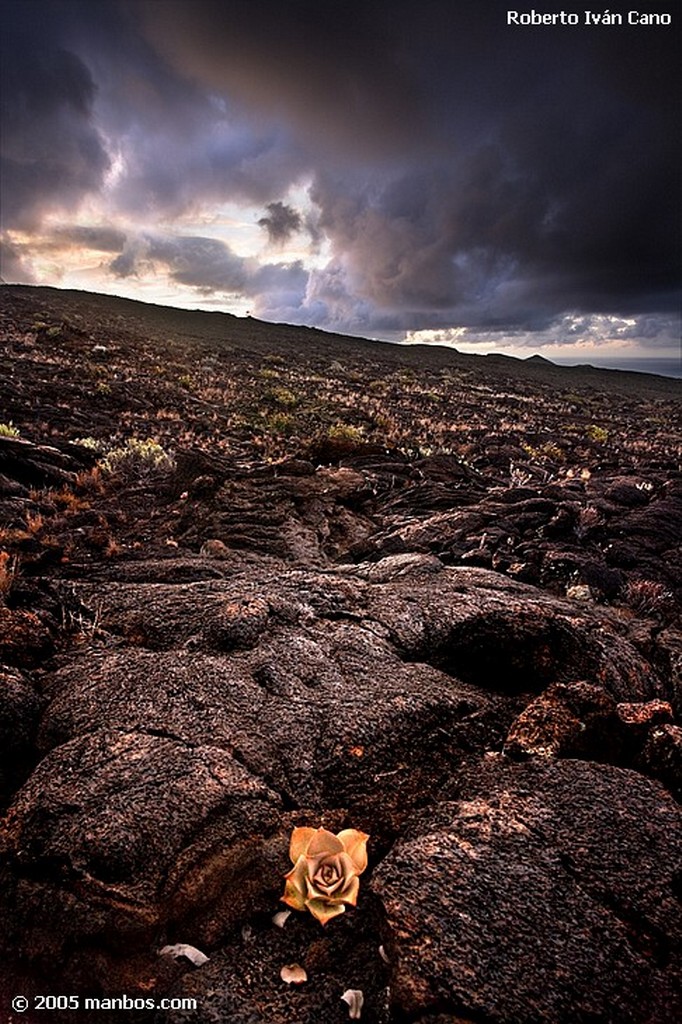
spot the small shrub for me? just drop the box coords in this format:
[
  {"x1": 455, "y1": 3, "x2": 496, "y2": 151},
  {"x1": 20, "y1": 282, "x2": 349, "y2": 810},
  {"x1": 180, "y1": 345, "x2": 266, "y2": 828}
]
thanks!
[
  {"x1": 327, "y1": 423, "x2": 364, "y2": 443},
  {"x1": 263, "y1": 412, "x2": 296, "y2": 435},
  {"x1": 0, "y1": 422, "x2": 20, "y2": 437},
  {"x1": 521, "y1": 442, "x2": 540, "y2": 460},
  {"x1": 52, "y1": 486, "x2": 90, "y2": 512},
  {"x1": 75, "y1": 436, "x2": 105, "y2": 451},
  {"x1": 0, "y1": 550, "x2": 16, "y2": 598},
  {"x1": 99, "y1": 438, "x2": 175, "y2": 478},
  {"x1": 541, "y1": 442, "x2": 564, "y2": 461},
  {"x1": 586, "y1": 424, "x2": 609, "y2": 443},
  {"x1": 267, "y1": 386, "x2": 300, "y2": 409},
  {"x1": 624, "y1": 579, "x2": 675, "y2": 620},
  {"x1": 25, "y1": 512, "x2": 44, "y2": 535},
  {"x1": 509, "y1": 461, "x2": 533, "y2": 487}
]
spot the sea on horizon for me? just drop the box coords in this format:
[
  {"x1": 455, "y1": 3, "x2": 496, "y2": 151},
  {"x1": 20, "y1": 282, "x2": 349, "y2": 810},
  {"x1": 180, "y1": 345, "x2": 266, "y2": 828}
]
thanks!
[{"x1": 552, "y1": 357, "x2": 682, "y2": 380}]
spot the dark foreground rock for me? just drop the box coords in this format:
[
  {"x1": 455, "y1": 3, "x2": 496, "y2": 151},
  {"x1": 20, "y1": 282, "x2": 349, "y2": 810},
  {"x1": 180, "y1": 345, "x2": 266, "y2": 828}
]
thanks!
[
  {"x1": 157, "y1": 896, "x2": 390, "y2": 1024},
  {"x1": 1, "y1": 556, "x2": 679, "y2": 1021},
  {"x1": 1, "y1": 730, "x2": 282, "y2": 985},
  {"x1": 373, "y1": 758, "x2": 682, "y2": 1024}
]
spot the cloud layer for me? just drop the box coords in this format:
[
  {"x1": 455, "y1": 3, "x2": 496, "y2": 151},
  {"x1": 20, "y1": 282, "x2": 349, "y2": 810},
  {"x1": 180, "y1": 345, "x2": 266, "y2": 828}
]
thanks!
[{"x1": 1, "y1": 0, "x2": 679, "y2": 353}]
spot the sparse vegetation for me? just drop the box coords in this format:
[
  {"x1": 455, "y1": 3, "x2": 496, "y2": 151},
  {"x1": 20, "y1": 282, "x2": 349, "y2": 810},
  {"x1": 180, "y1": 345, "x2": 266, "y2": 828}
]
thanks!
[
  {"x1": 266, "y1": 386, "x2": 300, "y2": 408},
  {"x1": 98, "y1": 437, "x2": 175, "y2": 477},
  {"x1": 623, "y1": 579, "x2": 675, "y2": 621},
  {"x1": 0, "y1": 550, "x2": 16, "y2": 597},
  {"x1": 586, "y1": 424, "x2": 609, "y2": 443},
  {"x1": 327, "y1": 423, "x2": 364, "y2": 443},
  {"x1": 0, "y1": 284, "x2": 679, "y2": 616},
  {"x1": 262, "y1": 412, "x2": 297, "y2": 435}
]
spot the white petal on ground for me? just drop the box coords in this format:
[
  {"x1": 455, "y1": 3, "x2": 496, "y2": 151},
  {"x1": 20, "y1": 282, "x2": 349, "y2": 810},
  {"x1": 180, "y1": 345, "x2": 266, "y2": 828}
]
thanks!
[
  {"x1": 280, "y1": 963, "x2": 308, "y2": 985},
  {"x1": 272, "y1": 910, "x2": 292, "y2": 928},
  {"x1": 158, "y1": 943, "x2": 210, "y2": 966},
  {"x1": 341, "y1": 988, "x2": 364, "y2": 1018}
]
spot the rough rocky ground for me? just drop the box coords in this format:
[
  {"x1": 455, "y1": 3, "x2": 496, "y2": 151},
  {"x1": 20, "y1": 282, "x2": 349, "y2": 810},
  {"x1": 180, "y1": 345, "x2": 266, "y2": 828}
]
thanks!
[{"x1": 0, "y1": 285, "x2": 681, "y2": 1023}]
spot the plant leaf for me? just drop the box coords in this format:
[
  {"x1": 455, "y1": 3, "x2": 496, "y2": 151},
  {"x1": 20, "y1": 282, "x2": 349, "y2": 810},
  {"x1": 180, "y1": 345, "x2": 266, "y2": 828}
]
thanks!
[
  {"x1": 306, "y1": 827, "x2": 344, "y2": 857},
  {"x1": 305, "y1": 897, "x2": 346, "y2": 925},
  {"x1": 281, "y1": 855, "x2": 308, "y2": 911},
  {"x1": 289, "y1": 826, "x2": 316, "y2": 863},
  {"x1": 337, "y1": 829, "x2": 369, "y2": 874}
]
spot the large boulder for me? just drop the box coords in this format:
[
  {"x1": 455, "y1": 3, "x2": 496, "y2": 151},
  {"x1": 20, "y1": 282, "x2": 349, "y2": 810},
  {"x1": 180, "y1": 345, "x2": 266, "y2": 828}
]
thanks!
[
  {"x1": 0, "y1": 729, "x2": 281, "y2": 985},
  {"x1": 37, "y1": 638, "x2": 506, "y2": 833},
  {"x1": 373, "y1": 758, "x2": 682, "y2": 1024},
  {"x1": 72, "y1": 563, "x2": 665, "y2": 701},
  {"x1": 0, "y1": 667, "x2": 43, "y2": 808}
]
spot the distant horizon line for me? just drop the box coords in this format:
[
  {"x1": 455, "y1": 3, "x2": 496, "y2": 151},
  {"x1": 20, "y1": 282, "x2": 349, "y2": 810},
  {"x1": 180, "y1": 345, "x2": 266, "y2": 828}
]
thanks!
[{"x1": 2, "y1": 281, "x2": 680, "y2": 378}]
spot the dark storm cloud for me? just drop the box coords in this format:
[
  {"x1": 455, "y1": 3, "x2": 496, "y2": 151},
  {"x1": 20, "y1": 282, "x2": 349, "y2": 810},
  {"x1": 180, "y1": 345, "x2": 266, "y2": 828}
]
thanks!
[
  {"x1": 0, "y1": 6, "x2": 110, "y2": 229},
  {"x1": 0, "y1": 0, "x2": 306, "y2": 227},
  {"x1": 258, "y1": 202, "x2": 302, "y2": 244},
  {"x1": 111, "y1": 234, "x2": 248, "y2": 292},
  {"x1": 52, "y1": 226, "x2": 128, "y2": 252},
  {"x1": 109, "y1": 230, "x2": 307, "y2": 316},
  {"x1": 135, "y1": 0, "x2": 428, "y2": 159},
  {"x1": 135, "y1": 0, "x2": 679, "y2": 334},
  {"x1": 0, "y1": 236, "x2": 35, "y2": 283},
  {"x1": 2, "y1": 0, "x2": 680, "y2": 346}
]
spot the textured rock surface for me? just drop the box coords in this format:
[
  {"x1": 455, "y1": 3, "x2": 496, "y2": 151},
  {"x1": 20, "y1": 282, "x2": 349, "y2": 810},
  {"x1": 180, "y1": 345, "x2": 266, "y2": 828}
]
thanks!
[
  {"x1": 639, "y1": 724, "x2": 682, "y2": 800},
  {"x1": 1, "y1": 730, "x2": 282, "y2": 983},
  {"x1": 158, "y1": 896, "x2": 390, "y2": 1024},
  {"x1": 373, "y1": 759, "x2": 682, "y2": 1024},
  {"x1": 0, "y1": 668, "x2": 43, "y2": 809}
]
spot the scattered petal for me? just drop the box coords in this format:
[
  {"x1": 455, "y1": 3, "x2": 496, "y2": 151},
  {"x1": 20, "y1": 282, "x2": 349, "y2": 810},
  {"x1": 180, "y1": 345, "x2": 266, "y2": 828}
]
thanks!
[
  {"x1": 280, "y1": 963, "x2": 307, "y2": 985},
  {"x1": 241, "y1": 924, "x2": 254, "y2": 943},
  {"x1": 159, "y1": 943, "x2": 209, "y2": 967},
  {"x1": 272, "y1": 910, "x2": 291, "y2": 928},
  {"x1": 378, "y1": 945, "x2": 390, "y2": 963},
  {"x1": 341, "y1": 989, "x2": 364, "y2": 1018}
]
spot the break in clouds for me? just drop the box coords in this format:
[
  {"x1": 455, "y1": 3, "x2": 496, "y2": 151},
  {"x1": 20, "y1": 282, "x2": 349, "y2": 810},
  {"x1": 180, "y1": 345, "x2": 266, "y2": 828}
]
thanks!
[{"x1": 1, "y1": 0, "x2": 679, "y2": 353}]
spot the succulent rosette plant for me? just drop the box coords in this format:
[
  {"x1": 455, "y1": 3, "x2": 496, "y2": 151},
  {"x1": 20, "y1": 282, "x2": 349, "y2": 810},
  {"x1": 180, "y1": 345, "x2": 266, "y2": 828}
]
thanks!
[{"x1": 281, "y1": 826, "x2": 369, "y2": 925}]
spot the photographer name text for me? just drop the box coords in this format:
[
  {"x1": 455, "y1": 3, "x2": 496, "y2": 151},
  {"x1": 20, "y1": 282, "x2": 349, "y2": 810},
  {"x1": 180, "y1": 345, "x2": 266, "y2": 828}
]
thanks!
[{"x1": 507, "y1": 10, "x2": 672, "y2": 25}]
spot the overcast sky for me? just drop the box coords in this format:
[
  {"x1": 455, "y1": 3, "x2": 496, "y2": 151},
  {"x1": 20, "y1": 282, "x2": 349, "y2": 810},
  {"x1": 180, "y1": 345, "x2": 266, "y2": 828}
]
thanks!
[{"x1": 1, "y1": 0, "x2": 680, "y2": 358}]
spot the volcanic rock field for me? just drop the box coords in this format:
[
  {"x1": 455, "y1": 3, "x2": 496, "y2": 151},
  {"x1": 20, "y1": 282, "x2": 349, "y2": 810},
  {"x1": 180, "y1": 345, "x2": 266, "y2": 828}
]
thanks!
[{"x1": 0, "y1": 285, "x2": 680, "y2": 1023}]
